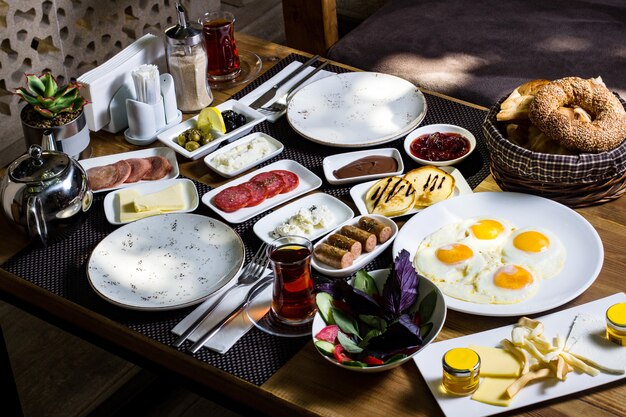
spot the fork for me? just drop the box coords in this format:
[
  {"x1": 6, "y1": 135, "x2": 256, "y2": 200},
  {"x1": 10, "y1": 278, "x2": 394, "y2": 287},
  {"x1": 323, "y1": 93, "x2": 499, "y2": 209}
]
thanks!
[
  {"x1": 173, "y1": 242, "x2": 270, "y2": 348},
  {"x1": 257, "y1": 61, "x2": 330, "y2": 116}
]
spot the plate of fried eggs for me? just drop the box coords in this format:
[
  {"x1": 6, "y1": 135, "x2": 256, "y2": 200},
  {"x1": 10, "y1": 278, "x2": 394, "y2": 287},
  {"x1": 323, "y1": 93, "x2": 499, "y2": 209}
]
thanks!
[{"x1": 392, "y1": 192, "x2": 603, "y2": 316}]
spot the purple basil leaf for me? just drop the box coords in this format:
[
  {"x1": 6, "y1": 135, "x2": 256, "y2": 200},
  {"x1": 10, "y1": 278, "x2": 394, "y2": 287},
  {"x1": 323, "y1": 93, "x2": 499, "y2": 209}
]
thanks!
[
  {"x1": 346, "y1": 287, "x2": 382, "y2": 316},
  {"x1": 364, "y1": 314, "x2": 423, "y2": 357},
  {"x1": 382, "y1": 249, "x2": 419, "y2": 318}
]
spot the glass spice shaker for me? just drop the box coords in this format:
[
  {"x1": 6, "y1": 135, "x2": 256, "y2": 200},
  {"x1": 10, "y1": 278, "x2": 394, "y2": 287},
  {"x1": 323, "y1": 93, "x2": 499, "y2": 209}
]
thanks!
[{"x1": 165, "y1": 3, "x2": 213, "y2": 112}]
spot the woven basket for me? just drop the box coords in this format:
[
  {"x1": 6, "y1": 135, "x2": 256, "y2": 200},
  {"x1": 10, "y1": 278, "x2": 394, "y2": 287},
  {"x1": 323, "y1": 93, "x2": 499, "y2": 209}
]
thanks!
[{"x1": 483, "y1": 96, "x2": 626, "y2": 208}]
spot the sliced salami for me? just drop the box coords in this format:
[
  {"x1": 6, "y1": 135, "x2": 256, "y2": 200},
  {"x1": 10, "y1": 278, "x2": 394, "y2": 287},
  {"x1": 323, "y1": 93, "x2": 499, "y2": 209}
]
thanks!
[
  {"x1": 124, "y1": 158, "x2": 152, "y2": 183},
  {"x1": 143, "y1": 156, "x2": 173, "y2": 180},
  {"x1": 239, "y1": 181, "x2": 268, "y2": 207},
  {"x1": 213, "y1": 184, "x2": 251, "y2": 213},
  {"x1": 272, "y1": 170, "x2": 299, "y2": 193},
  {"x1": 86, "y1": 164, "x2": 119, "y2": 191},
  {"x1": 251, "y1": 172, "x2": 285, "y2": 198}
]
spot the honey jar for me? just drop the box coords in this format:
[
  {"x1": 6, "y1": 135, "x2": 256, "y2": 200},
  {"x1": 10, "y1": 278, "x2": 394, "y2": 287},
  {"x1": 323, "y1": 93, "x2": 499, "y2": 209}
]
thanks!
[
  {"x1": 442, "y1": 348, "x2": 481, "y2": 395},
  {"x1": 606, "y1": 302, "x2": 626, "y2": 346}
]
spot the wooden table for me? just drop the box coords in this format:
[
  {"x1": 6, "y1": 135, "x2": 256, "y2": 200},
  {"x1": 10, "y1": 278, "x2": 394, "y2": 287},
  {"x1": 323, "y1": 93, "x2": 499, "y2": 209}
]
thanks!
[{"x1": 1, "y1": 34, "x2": 624, "y2": 417}]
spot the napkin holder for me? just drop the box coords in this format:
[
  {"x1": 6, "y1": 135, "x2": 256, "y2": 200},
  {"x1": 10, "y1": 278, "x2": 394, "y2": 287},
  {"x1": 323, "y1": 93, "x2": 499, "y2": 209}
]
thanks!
[{"x1": 123, "y1": 73, "x2": 182, "y2": 145}]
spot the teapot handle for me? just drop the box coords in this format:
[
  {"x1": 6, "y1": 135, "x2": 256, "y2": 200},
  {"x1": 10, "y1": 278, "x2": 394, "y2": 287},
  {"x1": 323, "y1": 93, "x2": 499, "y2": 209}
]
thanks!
[{"x1": 26, "y1": 196, "x2": 48, "y2": 245}]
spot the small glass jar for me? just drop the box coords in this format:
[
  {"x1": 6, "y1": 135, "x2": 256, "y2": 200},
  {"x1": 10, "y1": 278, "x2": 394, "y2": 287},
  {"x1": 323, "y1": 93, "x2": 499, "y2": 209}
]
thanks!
[
  {"x1": 442, "y1": 348, "x2": 481, "y2": 395},
  {"x1": 606, "y1": 302, "x2": 626, "y2": 346}
]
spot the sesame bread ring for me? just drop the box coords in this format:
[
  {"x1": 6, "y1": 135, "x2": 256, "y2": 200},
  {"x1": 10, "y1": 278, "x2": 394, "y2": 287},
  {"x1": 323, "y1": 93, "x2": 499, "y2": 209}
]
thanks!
[{"x1": 529, "y1": 77, "x2": 626, "y2": 153}]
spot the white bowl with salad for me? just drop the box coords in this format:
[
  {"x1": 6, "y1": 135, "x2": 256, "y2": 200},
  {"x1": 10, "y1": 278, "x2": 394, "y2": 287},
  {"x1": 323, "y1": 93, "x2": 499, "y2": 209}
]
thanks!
[{"x1": 312, "y1": 249, "x2": 447, "y2": 372}]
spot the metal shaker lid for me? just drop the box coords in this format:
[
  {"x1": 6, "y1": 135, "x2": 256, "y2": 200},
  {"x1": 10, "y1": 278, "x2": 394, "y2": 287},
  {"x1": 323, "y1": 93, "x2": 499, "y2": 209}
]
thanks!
[
  {"x1": 165, "y1": 3, "x2": 203, "y2": 46},
  {"x1": 9, "y1": 144, "x2": 70, "y2": 183}
]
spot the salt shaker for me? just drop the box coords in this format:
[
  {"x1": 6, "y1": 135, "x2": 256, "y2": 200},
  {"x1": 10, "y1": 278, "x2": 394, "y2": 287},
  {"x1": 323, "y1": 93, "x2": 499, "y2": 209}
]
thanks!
[{"x1": 165, "y1": 3, "x2": 213, "y2": 112}]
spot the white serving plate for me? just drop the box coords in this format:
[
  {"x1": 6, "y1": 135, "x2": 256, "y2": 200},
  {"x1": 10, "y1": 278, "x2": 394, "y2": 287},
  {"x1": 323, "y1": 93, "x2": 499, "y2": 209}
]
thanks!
[
  {"x1": 204, "y1": 132, "x2": 284, "y2": 178},
  {"x1": 102, "y1": 178, "x2": 199, "y2": 225},
  {"x1": 349, "y1": 167, "x2": 472, "y2": 218},
  {"x1": 403, "y1": 123, "x2": 477, "y2": 166},
  {"x1": 416, "y1": 292, "x2": 626, "y2": 417},
  {"x1": 252, "y1": 193, "x2": 354, "y2": 244},
  {"x1": 79, "y1": 147, "x2": 179, "y2": 194},
  {"x1": 287, "y1": 72, "x2": 427, "y2": 147},
  {"x1": 87, "y1": 213, "x2": 245, "y2": 310},
  {"x1": 392, "y1": 192, "x2": 604, "y2": 317},
  {"x1": 322, "y1": 148, "x2": 404, "y2": 185},
  {"x1": 156, "y1": 99, "x2": 266, "y2": 160},
  {"x1": 312, "y1": 269, "x2": 446, "y2": 373},
  {"x1": 311, "y1": 214, "x2": 398, "y2": 278},
  {"x1": 202, "y1": 159, "x2": 323, "y2": 224}
]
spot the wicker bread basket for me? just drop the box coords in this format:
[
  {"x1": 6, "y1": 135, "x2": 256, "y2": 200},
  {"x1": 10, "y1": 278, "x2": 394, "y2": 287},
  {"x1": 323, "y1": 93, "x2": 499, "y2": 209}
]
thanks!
[{"x1": 483, "y1": 96, "x2": 626, "y2": 208}]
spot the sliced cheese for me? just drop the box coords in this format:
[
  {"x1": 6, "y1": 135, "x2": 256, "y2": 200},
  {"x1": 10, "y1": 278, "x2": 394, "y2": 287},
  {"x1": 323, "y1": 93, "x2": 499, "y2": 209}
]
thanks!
[
  {"x1": 471, "y1": 377, "x2": 517, "y2": 406},
  {"x1": 133, "y1": 183, "x2": 185, "y2": 212},
  {"x1": 469, "y1": 345, "x2": 522, "y2": 377},
  {"x1": 118, "y1": 189, "x2": 162, "y2": 223}
]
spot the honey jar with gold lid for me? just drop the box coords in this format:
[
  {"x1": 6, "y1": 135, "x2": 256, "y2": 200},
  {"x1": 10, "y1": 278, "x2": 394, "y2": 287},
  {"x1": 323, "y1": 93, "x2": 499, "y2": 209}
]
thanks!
[
  {"x1": 442, "y1": 347, "x2": 481, "y2": 395},
  {"x1": 606, "y1": 302, "x2": 626, "y2": 346}
]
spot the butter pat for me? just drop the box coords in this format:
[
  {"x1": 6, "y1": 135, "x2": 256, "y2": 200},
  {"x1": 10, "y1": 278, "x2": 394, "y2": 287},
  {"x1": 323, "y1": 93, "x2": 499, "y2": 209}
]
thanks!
[
  {"x1": 468, "y1": 345, "x2": 522, "y2": 377},
  {"x1": 471, "y1": 377, "x2": 517, "y2": 406},
  {"x1": 133, "y1": 183, "x2": 186, "y2": 212}
]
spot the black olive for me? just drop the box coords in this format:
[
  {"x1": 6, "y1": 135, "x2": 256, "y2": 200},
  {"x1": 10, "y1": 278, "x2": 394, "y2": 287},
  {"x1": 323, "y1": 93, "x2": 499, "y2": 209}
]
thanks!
[
  {"x1": 221, "y1": 110, "x2": 236, "y2": 121},
  {"x1": 235, "y1": 114, "x2": 247, "y2": 127},
  {"x1": 225, "y1": 119, "x2": 238, "y2": 132}
]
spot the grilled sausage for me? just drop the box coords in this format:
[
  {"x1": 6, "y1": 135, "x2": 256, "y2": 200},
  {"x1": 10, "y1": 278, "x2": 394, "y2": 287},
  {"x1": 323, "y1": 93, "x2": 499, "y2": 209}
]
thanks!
[
  {"x1": 327, "y1": 234, "x2": 362, "y2": 258},
  {"x1": 358, "y1": 217, "x2": 393, "y2": 244},
  {"x1": 314, "y1": 243, "x2": 355, "y2": 269},
  {"x1": 340, "y1": 225, "x2": 377, "y2": 252}
]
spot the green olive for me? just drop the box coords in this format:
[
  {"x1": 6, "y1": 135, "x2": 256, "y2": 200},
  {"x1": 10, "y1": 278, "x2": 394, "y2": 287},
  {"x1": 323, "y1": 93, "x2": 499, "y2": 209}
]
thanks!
[
  {"x1": 176, "y1": 133, "x2": 187, "y2": 146},
  {"x1": 189, "y1": 129, "x2": 202, "y2": 142},
  {"x1": 201, "y1": 133, "x2": 215, "y2": 145},
  {"x1": 185, "y1": 141, "x2": 200, "y2": 152}
]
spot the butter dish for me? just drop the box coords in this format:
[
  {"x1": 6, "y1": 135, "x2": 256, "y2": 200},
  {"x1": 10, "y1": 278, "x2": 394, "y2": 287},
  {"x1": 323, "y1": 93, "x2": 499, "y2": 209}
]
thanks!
[{"x1": 103, "y1": 178, "x2": 199, "y2": 225}]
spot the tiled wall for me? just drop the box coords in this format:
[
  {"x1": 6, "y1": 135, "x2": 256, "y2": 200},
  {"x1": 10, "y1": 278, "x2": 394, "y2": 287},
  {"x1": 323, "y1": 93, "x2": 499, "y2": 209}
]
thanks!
[{"x1": 0, "y1": 0, "x2": 218, "y2": 168}]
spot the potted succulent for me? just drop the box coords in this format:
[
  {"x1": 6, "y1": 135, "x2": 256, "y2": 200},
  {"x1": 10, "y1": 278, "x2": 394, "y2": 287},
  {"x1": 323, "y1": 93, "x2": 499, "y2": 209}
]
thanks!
[{"x1": 15, "y1": 72, "x2": 91, "y2": 158}]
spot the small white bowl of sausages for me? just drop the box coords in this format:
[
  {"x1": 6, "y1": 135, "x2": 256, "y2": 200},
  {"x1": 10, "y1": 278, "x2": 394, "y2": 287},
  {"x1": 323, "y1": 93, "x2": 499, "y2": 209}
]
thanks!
[{"x1": 311, "y1": 214, "x2": 398, "y2": 278}]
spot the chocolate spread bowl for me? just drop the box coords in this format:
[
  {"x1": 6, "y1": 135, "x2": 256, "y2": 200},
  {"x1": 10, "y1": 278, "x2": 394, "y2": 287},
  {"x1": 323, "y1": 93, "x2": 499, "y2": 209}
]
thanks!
[
  {"x1": 322, "y1": 148, "x2": 404, "y2": 185},
  {"x1": 403, "y1": 124, "x2": 476, "y2": 167}
]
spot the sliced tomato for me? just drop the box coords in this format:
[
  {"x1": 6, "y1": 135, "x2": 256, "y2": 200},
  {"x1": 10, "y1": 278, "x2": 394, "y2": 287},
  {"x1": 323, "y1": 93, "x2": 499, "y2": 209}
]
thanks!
[
  {"x1": 362, "y1": 356, "x2": 384, "y2": 366},
  {"x1": 315, "y1": 324, "x2": 339, "y2": 344},
  {"x1": 333, "y1": 345, "x2": 351, "y2": 363}
]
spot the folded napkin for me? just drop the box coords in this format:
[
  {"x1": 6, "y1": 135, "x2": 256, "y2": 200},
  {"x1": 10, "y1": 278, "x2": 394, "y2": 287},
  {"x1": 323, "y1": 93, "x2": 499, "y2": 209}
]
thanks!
[
  {"x1": 172, "y1": 268, "x2": 272, "y2": 353},
  {"x1": 238, "y1": 61, "x2": 335, "y2": 122}
]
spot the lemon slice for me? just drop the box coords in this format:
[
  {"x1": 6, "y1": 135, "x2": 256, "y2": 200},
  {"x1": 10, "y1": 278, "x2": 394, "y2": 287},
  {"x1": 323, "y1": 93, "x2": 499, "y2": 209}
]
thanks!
[{"x1": 196, "y1": 107, "x2": 226, "y2": 135}]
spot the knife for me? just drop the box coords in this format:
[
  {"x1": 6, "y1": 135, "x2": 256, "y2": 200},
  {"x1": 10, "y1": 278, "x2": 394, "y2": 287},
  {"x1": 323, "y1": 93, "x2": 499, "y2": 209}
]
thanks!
[
  {"x1": 187, "y1": 275, "x2": 273, "y2": 354},
  {"x1": 248, "y1": 55, "x2": 320, "y2": 109}
]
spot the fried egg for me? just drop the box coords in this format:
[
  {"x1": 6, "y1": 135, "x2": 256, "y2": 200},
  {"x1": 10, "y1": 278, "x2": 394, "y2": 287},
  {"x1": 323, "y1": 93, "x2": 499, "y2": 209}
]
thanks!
[
  {"x1": 475, "y1": 263, "x2": 540, "y2": 303},
  {"x1": 459, "y1": 217, "x2": 514, "y2": 253},
  {"x1": 414, "y1": 240, "x2": 485, "y2": 284},
  {"x1": 502, "y1": 227, "x2": 566, "y2": 279}
]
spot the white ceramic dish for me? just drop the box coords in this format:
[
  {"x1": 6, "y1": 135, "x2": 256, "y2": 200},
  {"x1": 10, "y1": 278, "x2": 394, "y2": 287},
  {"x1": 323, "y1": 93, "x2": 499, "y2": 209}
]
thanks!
[
  {"x1": 252, "y1": 193, "x2": 354, "y2": 244},
  {"x1": 311, "y1": 214, "x2": 398, "y2": 278},
  {"x1": 204, "y1": 132, "x2": 284, "y2": 178},
  {"x1": 416, "y1": 292, "x2": 626, "y2": 417},
  {"x1": 392, "y1": 192, "x2": 604, "y2": 316},
  {"x1": 312, "y1": 269, "x2": 446, "y2": 373},
  {"x1": 322, "y1": 148, "x2": 404, "y2": 185},
  {"x1": 87, "y1": 213, "x2": 245, "y2": 310},
  {"x1": 287, "y1": 72, "x2": 427, "y2": 147},
  {"x1": 156, "y1": 99, "x2": 266, "y2": 160},
  {"x1": 349, "y1": 167, "x2": 472, "y2": 218},
  {"x1": 102, "y1": 178, "x2": 199, "y2": 225},
  {"x1": 403, "y1": 123, "x2": 476, "y2": 166},
  {"x1": 202, "y1": 159, "x2": 323, "y2": 224},
  {"x1": 79, "y1": 147, "x2": 179, "y2": 194}
]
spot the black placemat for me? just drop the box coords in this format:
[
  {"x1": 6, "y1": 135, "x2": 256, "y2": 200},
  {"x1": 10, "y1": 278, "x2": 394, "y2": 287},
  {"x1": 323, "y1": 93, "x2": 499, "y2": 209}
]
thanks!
[{"x1": 2, "y1": 53, "x2": 489, "y2": 386}]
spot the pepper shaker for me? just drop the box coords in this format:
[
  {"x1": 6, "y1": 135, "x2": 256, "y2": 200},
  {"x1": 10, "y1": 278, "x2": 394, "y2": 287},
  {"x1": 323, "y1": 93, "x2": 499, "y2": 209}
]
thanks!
[{"x1": 165, "y1": 3, "x2": 213, "y2": 112}]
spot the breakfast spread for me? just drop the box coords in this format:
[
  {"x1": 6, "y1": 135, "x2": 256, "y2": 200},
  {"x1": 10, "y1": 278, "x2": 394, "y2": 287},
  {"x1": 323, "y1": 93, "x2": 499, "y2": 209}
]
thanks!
[
  {"x1": 271, "y1": 204, "x2": 333, "y2": 239},
  {"x1": 413, "y1": 218, "x2": 566, "y2": 304},
  {"x1": 210, "y1": 136, "x2": 278, "y2": 175},
  {"x1": 87, "y1": 155, "x2": 173, "y2": 190},
  {"x1": 117, "y1": 182, "x2": 185, "y2": 222},
  {"x1": 332, "y1": 155, "x2": 398, "y2": 179},
  {"x1": 409, "y1": 132, "x2": 471, "y2": 162},
  {"x1": 213, "y1": 169, "x2": 299, "y2": 212}
]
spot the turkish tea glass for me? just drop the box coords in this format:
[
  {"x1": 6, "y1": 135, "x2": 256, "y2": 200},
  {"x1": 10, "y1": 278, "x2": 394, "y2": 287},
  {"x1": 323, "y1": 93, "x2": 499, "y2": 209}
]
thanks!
[{"x1": 200, "y1": 11, "x2": 241, "y2": 81}]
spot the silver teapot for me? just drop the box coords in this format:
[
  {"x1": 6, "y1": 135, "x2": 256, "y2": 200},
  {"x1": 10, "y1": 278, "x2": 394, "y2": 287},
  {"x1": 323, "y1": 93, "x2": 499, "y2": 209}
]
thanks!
[{"x1": 1, "y1": 131, "x2": 93, "y2": 245}]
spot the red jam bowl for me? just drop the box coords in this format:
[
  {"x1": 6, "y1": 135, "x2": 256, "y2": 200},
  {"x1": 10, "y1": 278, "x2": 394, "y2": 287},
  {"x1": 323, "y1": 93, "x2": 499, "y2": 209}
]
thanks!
[{"x1": 403, "y1": 124, "x2": 476, "y2": 166}]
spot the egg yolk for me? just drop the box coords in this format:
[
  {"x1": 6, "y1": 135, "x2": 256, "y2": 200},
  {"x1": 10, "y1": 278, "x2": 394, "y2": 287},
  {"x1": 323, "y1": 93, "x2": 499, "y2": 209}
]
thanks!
[
  {"x1": 513, "y1": 231, "x2": 550, "y2": 253},
  {"x1": 494, "y1": 265, "x2": 534, "y2": 290},
  {"x1": 436, "y1": 243, "x2": 473, "y2": 264},
  {"x1": 470, "y1": 219, "x2": 504, "y2": 240}
]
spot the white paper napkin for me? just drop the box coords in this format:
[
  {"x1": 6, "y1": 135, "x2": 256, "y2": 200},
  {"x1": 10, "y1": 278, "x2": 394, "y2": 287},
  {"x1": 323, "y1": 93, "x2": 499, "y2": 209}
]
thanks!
[
  {"x1": 238, "y1": 61, "x2": 335, "y2": 122},
  {"x1": 172, "y1": 268, "x2": 272, "y2": 353}
]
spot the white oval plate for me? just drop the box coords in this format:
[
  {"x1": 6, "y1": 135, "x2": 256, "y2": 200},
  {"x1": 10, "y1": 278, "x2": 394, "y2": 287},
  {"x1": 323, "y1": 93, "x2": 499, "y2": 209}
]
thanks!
[
  {"x1": 287, "y1": 72, "x2": 427, "y2": 147},
  {"x1": 252, "y1": 193, "x2": 354, "y2": 244},
  {"x1": 87, "y1": 213, "x2": 245, "y2": 310},
  {"x1": 322, "y1": 148, "x2": 404, "y2": 185},
  {"x1": 392, "y1": 192, "x2": 604, "y2": 316},
  {"x1": 349, "y1": 167, "x2": 472, "y2": 218},
  {"x1": 311, "y1": 214, "x2": 398, "y2": 278},
  {"x1": 78, "y1": 147, "x2": 179, "y2": 194},
  {"x1": 204, "y1": 132, "x2": 284, "y2": 178},
  {"x1": 202, "y1": 159, "x2": 323, "y2": 224},
  {"x1": 312, "y1": 269, "x2": 446, "y2": 373},
  {"x1": 156, "y1": 99, "x2": 266, "y2": 160},
  {"x1": 102, "y1": 178, "x2": 199, "y2": 225}
]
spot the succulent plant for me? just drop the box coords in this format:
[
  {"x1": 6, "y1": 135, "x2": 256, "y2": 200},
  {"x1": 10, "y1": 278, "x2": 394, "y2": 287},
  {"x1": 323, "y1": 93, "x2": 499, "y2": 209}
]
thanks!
[{"x1": 15, "y1": 73, "x2": 88, "y2": 119}]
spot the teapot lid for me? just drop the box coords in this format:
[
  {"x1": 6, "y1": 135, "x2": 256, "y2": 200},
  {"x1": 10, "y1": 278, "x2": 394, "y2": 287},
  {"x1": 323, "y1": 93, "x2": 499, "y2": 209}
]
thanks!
[{"x1": 9, "y1": 145, "x2": 70, "y2": 183}]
